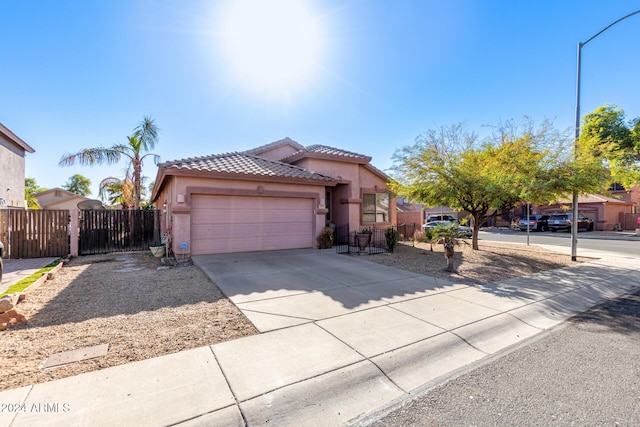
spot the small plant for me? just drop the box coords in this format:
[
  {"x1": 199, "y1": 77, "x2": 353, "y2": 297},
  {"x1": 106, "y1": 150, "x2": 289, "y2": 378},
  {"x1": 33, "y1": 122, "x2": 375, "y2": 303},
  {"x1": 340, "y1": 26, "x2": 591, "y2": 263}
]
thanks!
[
  {"x1": 414, "y1": 229, "x2": 435, "y2": 251},
  {"x1": 359, "y1": 228, "x2": 371, "y2": 234},
  {"x1": 431, "y1": 223, "x2": 464, "y2": 272},
  {"x1": 385, "y1": 227, "x2": 400, "y2": 253},
  {"x1": 317, "y1": 226, "x2": 334, "y2": 249}
]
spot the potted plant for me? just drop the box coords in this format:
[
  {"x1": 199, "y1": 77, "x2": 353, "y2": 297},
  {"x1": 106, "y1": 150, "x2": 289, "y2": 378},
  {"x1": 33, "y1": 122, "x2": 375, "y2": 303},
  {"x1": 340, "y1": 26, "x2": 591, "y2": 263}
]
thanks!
[
  {"x1": 149, "y1": 243, "x2": 165, "y2": 258},
  {"x1": 150, "y1": 234, "x2": 167, "y2": 258},
  {"x1": 355, "y1": 228, "x2": 372, "y2": 253}
]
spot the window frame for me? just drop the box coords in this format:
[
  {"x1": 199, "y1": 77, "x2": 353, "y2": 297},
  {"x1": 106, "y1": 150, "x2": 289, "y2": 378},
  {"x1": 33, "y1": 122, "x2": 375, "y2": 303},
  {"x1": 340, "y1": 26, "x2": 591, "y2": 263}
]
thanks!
[{"x1": 361, "y1": 191, "x2": 390, "y2": 224}]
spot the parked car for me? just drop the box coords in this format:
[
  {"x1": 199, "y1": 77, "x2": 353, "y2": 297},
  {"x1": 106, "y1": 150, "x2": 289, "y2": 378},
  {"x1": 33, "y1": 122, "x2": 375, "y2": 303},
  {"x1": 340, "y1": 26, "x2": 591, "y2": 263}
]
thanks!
[
  {"x1": 423, "y1": 221, "x2": 473, "y2": 238},
  {"x1": 0, "y1": 241, "x2": 3, "y2": 282},
  {"x1": 427, "y1": 214, "x2": 457, "y2": 222},
  {"x1": 518, "y1": 214, "x2": 550, "y2": 232},
  {"x1": 548, "y1": 213, "x2": 594, "y2": 232}
]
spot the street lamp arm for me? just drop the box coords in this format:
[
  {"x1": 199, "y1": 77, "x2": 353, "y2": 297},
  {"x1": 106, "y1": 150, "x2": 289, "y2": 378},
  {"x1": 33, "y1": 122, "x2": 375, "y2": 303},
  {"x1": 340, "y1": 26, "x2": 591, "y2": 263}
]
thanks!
[
  {"x1": 571, "y1": 8, "x2": 640, "y2": 261},
  {"x1": 582, "y1": 9, "x2": 640, "y2": 46}
]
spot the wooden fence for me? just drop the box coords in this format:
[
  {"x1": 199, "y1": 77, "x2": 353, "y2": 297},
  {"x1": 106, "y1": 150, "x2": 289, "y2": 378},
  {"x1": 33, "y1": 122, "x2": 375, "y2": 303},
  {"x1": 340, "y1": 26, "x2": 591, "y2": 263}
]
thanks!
[
  {"x1": 0, "y1": 209, "x2": 70, "y2": 258},
  {"x1": 78, "y1": 210, "x2": 161, "y2": 255}
]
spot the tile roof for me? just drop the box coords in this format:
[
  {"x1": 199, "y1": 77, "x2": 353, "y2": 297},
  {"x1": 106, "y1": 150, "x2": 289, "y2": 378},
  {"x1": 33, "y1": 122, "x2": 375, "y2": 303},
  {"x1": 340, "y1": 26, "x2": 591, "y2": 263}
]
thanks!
[
  {"x1": 243, "y1": 137, "x2": 304, "y2": 156},
  {"x1": 281, "y1": 144, "x2": 371, "y2": 163},
  {"x1": 553, "y1": 194, "x2": 632, "y2": 205},
  {"x1": 160, "y1": 152, "x2": 338, "y2": 182}
]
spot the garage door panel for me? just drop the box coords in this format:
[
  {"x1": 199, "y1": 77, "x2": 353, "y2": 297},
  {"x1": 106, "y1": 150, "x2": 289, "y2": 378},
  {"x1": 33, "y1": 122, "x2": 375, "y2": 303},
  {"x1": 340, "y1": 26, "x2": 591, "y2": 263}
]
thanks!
[{"x1": 190, "y1": 195, "x2": 314, "y2": 255}]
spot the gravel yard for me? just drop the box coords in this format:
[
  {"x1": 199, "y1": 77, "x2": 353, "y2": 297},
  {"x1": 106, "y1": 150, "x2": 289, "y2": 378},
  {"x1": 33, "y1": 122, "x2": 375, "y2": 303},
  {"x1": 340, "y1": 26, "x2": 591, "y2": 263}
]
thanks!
[
  {"x1": 362, "y1": 240, "x2": 591, "y2": 285},
  {"x1": 1, "y1": 241, "x2": 590, "y2": 392},
  {"x1": 0, "y1": 253, "x2": 257, "y2": 392}
]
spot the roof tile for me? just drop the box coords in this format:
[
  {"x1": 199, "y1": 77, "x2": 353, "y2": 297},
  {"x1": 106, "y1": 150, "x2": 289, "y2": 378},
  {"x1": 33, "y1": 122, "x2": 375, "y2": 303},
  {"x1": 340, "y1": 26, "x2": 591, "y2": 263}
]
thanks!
[{"x1": 160, "y1": 152, "x2": 338, "y2": 182}]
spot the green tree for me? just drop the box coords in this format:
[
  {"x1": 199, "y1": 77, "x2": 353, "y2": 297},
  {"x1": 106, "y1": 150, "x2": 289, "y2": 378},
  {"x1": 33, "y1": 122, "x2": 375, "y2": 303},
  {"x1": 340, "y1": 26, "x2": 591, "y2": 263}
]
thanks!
[
  {"x1": 580, "y1": 105, "x2": 640, "y2": 188},
  {"x1": 62, "y1": 174, "x2": 91, "y2": 196},
  {"x1": 59, "y1": 116, "x2": 160, "y2": 209},
  {"x1": 24, "y1": 178, "x2": 45, "y2": 209},
  {"x1": 390, "y1": 120, "x2": 592, "y2": 250}
]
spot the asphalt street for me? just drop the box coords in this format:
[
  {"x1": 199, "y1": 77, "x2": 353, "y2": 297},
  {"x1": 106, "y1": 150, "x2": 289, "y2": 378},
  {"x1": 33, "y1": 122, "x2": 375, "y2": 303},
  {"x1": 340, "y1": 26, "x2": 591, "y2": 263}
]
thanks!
[
  {"x1": 478, "y1": 229, "x2": 640, "y2": 257},
  {"x1": 370, "y1": 287, "x2": 640, "y2": 426}
]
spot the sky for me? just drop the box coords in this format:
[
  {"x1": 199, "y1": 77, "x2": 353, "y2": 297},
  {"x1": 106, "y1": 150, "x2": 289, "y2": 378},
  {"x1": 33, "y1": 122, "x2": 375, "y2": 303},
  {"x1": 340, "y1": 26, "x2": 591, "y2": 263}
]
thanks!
[{"x1": 2, "y1": 0, "x2": 640, "y2": 200}]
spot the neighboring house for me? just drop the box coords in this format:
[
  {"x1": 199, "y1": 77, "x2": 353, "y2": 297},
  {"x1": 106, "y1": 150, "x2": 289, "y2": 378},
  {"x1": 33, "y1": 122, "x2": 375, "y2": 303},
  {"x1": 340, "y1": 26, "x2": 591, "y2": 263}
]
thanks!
[
  {"x1": 538, "y1": 194, "x2": 634, "y2": 231},
  {"x1": 34, "y1": 188, "x2": 91, "y2": 210},
  {"x1": 151, "y1": 137, "x2": 396, "y2": 255},
  {"x1": 396, "y1": 197, "x2": 424, "y2": 226},
  {"x1": 0, "y1": 123, "x2": 35, "y2": 208}
]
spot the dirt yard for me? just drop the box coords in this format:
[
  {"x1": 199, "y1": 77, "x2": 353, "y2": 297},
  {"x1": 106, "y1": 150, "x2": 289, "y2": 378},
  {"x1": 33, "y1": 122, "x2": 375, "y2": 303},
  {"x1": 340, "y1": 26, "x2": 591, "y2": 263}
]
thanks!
[
  {"x1": 1, "y1": 241, "x2": 592, "y2": 392},
  {"x1": 363, "y1": 240, "x2": 592, "y2": 285},
  {"x1": 0, "y1": 253, "x2": 257, "y2": 392}
]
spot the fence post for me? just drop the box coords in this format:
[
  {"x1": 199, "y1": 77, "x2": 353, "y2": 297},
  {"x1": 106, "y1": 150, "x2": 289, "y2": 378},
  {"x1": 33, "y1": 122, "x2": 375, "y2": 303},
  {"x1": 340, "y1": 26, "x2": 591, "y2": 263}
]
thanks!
[{"x1": 69, "y1": 209, "x2": 79, "y2": 257}]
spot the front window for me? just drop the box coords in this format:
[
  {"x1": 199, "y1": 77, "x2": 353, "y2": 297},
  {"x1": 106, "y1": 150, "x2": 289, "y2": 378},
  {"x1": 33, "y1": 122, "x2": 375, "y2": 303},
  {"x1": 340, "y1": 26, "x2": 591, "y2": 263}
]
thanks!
[{"x1": 363, "y1": 193, "x2": 389, "y2": 223}]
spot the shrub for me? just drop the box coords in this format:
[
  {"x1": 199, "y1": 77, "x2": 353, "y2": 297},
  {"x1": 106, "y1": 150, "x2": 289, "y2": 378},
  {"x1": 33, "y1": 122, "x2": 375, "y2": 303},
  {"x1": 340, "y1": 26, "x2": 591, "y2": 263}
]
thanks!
[
  {"x1": 317, "y1": 226, "x2": 334, "y2": 249},
  {"x1": 385, "y1": 227, "x2": 400, "y2": 252}
]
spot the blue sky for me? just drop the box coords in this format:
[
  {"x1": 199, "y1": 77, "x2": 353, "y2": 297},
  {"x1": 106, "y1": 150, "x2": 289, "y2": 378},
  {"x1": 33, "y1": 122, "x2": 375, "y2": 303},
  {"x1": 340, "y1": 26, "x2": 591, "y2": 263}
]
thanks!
[{"x1": 2, "y1": 0, "x2": 640, "y2": 199}]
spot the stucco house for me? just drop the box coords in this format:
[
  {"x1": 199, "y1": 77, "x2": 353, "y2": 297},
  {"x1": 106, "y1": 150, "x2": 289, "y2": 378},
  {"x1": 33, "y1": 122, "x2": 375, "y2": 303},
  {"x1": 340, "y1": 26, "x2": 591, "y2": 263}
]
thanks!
[
  {"x1": 538, "y1": 194, "x2": 634, "y2": 231},
  {"x1": 0, "y1": 123, "x2": 35, "y2": 208},
  {"x1": 33, "y1": 188, "x2": 91, "y2": 210},
  {"x1": 151, "y1": 138, "x2": 396, "y2": 256}
]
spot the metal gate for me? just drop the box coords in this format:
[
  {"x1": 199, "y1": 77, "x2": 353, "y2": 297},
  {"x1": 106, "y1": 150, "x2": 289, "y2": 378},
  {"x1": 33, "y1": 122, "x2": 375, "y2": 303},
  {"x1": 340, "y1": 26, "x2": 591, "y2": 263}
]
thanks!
[
  {"x1": 79, "y1": 210, "x2": 161, "y2": 255},
  {"x1": 0, "y1": 208, "x2": 70, "y2": 259}
]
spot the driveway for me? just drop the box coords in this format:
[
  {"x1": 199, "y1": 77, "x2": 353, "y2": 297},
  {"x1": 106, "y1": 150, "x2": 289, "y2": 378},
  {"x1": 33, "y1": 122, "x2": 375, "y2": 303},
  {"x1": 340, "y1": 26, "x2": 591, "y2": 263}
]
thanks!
[{"x1": 192, "y1": 248, "x2": 460, "y2": 332}]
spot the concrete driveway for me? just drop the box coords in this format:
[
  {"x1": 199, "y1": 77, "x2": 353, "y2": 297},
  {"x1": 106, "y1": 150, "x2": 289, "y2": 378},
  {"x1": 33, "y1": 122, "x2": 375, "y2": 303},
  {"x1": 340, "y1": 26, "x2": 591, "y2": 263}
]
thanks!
[{"x1": 192, "y1": 248, "x2": 463, "y2": 332}]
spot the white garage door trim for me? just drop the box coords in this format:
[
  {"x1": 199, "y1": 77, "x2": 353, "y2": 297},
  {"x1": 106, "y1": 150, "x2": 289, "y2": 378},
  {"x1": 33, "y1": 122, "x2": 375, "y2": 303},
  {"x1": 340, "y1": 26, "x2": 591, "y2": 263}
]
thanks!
[{"x1": 191, "y1": 195, "x2": 314, "y2": 255}]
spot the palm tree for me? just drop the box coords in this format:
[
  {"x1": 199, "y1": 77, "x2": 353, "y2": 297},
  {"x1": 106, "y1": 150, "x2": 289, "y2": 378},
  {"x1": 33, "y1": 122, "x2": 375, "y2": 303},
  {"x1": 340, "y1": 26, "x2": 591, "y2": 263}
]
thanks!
[
  {"x1": 431, "y1": 223, "x2": 464, "y2": 272},
  {"x1": 59, "y1": 116, "x2": 160, "y2": 209},
  {"x1": 99, "y1": 176, "x2": 134, "y2": 209}
]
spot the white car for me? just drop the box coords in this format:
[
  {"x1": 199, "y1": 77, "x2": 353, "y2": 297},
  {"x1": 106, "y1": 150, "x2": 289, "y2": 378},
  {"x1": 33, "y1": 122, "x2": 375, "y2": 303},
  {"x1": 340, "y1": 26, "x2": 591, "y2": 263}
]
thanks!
[{"x1": 422, "y1": 221, "x2": 473, "y2": 238}]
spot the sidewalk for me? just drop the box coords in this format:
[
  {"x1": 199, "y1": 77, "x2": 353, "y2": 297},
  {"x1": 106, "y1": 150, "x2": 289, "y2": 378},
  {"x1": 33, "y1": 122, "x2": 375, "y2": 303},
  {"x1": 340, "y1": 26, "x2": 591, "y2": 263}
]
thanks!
[
  {"x1": 1, "y1": 248, "x2": 638, "y2": 427},
  {"x1": 0, "y1": 257, "x2": 58, "y2": 295}
]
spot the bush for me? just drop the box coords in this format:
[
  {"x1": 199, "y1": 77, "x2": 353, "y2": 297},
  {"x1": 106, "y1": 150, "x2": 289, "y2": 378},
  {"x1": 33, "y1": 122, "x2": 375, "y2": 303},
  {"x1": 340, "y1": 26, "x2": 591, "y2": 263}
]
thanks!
[
  {"x1": 385, "y1": 227, "x2": 400, "y2": 252},
  {"x1": 317, "y1": 226, "x2": 334, "y2": 249}
]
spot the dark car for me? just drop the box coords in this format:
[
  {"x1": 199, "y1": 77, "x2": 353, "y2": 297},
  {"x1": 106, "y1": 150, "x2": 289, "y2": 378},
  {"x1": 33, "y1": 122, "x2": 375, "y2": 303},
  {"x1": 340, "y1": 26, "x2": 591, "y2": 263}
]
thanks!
[
  {"x1": 0, "y1": 241, "x2": 3, "y2": 282},
  {"x1": 518, "y1": 214, "x2": 550, "y2": 232},
  {"x1": 427, "y1": 214, "x2": 457, "y2": 222},
  {"x1": 548, "y1": 213, "x2": 594, "y2": 232}
]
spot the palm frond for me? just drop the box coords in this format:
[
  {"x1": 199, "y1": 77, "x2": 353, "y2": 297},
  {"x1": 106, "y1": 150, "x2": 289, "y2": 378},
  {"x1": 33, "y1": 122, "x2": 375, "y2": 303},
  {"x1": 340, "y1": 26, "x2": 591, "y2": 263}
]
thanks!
[
  {"x1": 59, "y1": 147, "x2": 121, "y2": 167},
  {"x1": 132, "y1": 116, "x2": 160, "y2": 151}
]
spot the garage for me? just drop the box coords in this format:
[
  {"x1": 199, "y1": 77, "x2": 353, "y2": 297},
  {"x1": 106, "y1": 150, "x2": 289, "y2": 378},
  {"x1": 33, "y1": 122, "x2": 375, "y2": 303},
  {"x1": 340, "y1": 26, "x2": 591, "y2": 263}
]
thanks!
[{"x1": 190, "y1": 195, "x2": 314, "y2": 255}]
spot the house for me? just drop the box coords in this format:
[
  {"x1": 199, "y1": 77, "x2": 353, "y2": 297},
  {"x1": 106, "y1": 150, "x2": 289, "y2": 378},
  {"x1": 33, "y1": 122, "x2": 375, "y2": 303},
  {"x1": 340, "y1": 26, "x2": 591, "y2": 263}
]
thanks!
[
  {"x1": 538, "y1": 194, "x2": 634, "y2": 231},
  {"x1": 0, "y1": 123, "x2": 35, "y2": 208},
  {"x1": 151, "y1": 138, "x2": 396, "y2": 255},
  {"x1": 33, "y1": 188, "x2": 91, "y2": 210}
]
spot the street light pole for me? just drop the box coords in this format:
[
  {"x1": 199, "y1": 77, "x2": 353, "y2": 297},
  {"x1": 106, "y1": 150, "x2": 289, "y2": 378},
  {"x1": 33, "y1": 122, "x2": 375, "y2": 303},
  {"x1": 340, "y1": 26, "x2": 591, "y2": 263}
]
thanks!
[{"x1": 571, "y1": 9, "x2": 640, "y2": 262}]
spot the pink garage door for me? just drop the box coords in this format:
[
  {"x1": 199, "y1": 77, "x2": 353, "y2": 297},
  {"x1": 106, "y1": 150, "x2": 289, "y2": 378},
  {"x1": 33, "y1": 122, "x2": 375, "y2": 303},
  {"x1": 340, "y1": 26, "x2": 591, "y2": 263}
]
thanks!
[{"x1": 190, "y1": 195, "x2": 314, "y2": 255}]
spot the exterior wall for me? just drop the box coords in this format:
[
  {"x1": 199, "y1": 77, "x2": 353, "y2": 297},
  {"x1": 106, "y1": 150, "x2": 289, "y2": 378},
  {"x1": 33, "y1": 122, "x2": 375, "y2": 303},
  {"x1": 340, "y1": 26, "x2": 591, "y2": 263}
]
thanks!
[
  {"x1": 35, "y1": 189, "x2": 89, "y2": 210},
  {"x1": 397, "y1": 210, "x2": 422, "y2": 226},
  {"x1": 539, "y1": 203, "x2": 632, "y2": 231},
  {"x1": 0, "y1": 134, "x2": 26, "y2": 208},
  {"x1": 611, "y1": 186, "x2": 640, "y2": 212},
  {"x1": 295, "y1": 158, "x2": 396, "y2": 231},
  {"x1": 42, "y1": 198, "x2": 88, "y2": 210},
  {"x1": 158, "y1": 175, "x2": 327, "y2": 256},
  {"x1": 254, "y1": 145, "x2": 300, "y2": 161}
]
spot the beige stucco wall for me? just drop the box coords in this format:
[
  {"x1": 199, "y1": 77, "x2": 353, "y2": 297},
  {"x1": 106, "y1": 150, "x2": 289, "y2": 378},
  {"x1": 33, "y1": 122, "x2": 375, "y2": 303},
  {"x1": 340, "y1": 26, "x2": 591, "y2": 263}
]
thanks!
[
  {"x1": 156, "y1": 175, "x2": 327, "y2": 256},
  {"x1": 0, "y1": 134, "x2": 26, "y2": 207}
]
